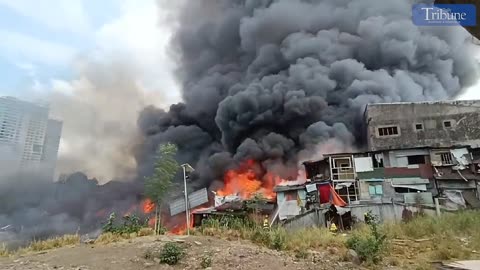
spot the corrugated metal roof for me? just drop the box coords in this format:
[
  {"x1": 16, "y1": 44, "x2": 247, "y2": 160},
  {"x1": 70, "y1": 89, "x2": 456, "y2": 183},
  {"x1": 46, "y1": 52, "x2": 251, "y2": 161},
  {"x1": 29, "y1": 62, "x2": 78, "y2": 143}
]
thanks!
[
  {"x1": 434, "y1": 167, "x2": 479, "y2": 180},
  {"x1": 392, "y1": 178, "x2": 429, "y2": 185},
  {"x1": 436, "y1": 181, "x2": 476, "y2": 190},
  {"x1": 169, "y1": 188, "x2": 209, "y2": 216},
  {"x1": 274, "y1": 185, "x2": 305, "y2": 192},
  {"x1": 357, "y1": 168, "x2": 385, "y2": 179}
]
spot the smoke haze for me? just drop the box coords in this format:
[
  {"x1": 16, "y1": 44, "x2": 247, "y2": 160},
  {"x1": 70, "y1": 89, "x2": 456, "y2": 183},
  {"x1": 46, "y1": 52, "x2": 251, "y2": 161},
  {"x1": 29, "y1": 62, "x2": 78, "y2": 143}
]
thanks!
[
  {"x1": 1, "y1": 0, "x2": 479, "y2": 245},
  {"x1": 48, "y1": 56, "x2": 170, "y2": 181}
]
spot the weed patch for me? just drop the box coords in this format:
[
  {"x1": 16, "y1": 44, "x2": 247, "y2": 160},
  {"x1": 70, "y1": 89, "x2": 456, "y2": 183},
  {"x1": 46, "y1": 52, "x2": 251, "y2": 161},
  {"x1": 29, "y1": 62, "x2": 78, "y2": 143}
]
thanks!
[
  {"x1": 346, "y1": 212, "x2": 386, "y2": 264},
  {"x1": 159, "y1": 242, "x2": 185, "y2": 265},
  {"x1": 23, "y1": 235, "x2": 80, "y2": 252},
  {"x1": 102, "y1": 213, "x2": 150, "y2": 235},
  {"x1": 200, "y1": 253, "x2": 213, "y2": 268}
]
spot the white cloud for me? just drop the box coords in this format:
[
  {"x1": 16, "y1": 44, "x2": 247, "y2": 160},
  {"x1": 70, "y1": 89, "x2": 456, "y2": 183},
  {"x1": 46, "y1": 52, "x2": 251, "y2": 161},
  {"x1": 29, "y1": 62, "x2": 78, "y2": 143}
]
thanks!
[
  {"x1": 0, "y1": 0, "x2": 91, "y2": 34},
  {"x1": 0, "y1": 29, "x2": 76, "y2": 66},
  {"x1": 94, "y1": 0, "x2": 180, "y2": 104}
]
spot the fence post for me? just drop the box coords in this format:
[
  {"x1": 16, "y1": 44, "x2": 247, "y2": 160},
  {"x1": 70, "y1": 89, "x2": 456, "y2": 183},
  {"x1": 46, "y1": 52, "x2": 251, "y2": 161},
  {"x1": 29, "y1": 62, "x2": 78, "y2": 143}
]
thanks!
[{"x1": 434, "y1": 198, "x2": 441, "y2": 217}]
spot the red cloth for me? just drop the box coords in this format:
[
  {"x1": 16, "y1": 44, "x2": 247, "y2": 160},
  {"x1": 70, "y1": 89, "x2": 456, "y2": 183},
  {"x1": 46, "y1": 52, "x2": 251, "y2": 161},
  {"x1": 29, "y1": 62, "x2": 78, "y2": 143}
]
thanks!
[
  {"x1": 318, "y1": 184, "x2": 330, "y2": 203},
  {"x1": 330, "y1": 185, "x2": 347, "y2": 207}
]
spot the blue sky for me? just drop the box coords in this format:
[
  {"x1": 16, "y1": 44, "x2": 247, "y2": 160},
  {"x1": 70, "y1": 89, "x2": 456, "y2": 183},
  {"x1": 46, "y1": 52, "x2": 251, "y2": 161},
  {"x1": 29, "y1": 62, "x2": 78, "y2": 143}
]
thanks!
[
  {"x1": 0, "y1": 0, "x2": 179, "y2": 100},
  {"x1": 0, "y1": 0, "x2": 181, "y2": 180}
]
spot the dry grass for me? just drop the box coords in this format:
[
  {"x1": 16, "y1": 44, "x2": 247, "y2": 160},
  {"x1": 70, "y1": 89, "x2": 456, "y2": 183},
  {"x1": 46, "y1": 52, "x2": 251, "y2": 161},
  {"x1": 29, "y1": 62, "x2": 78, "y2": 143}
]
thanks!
[
  {"x1": 197, "y1": 211, "x2": 480, "y2": 268},
  {"x1": 138, "y1": 227, "x2": 154, "y2": 237},
  {"x1": 381, "y1": 211, "x2": 480, "y2": 267},
  {"x1": 0, "y1": 244, "x2": 9, "y2": 257},
  {"x1": 21, "y1": 235, "x2": 80, "y2": 253},
  {"x1": 95, "y1": 228, "x2": 154, "y2": 245},
  {"x1": 384, "y1": 211, "x2": 480, "y2": 240},
  {"x1": 94, "y1": 232, "x2": 130, "y2": 245},
  {"x1": 198, "y1": 217, "x2": 345, "y2": 253},
  {"x1": 285, "y1": 227, "x2": 346, "y2": 250}
]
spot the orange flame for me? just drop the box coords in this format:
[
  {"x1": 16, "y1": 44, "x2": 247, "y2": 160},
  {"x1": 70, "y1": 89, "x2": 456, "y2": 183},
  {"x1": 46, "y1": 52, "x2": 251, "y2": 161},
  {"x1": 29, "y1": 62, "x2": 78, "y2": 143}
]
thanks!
[
  {"x1": 216, "y1": 160, "x2": 284, "y2": 200},
  {"x1": 142, "y1": 198, "x2": 155, "y2": 214}
]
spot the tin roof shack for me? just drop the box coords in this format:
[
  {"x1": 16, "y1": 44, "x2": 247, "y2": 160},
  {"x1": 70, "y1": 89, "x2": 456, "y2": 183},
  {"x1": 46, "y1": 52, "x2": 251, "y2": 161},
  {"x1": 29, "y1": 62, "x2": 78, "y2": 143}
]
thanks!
[
  {"x1": 273, "y1": 184, "x2": 308, "y2": 221},
  {"x1": 348, "y1": 148, "x2": 434, "y2": 205},
  {"x1": 192, "y1": 196, "x2": 276, "y2": 228},
  {"x1": 431, "y1": 147, "x2": 480, "y2": 209},
  {"x1": 365, "y1": 100, "x2": 480, "y2": 151}
]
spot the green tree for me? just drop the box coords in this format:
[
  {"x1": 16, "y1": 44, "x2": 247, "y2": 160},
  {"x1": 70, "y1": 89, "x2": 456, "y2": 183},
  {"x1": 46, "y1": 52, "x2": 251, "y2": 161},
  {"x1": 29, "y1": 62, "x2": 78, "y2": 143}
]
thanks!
[{"x1": 144, "y1": 143, "x2": 179, "y2": 234}]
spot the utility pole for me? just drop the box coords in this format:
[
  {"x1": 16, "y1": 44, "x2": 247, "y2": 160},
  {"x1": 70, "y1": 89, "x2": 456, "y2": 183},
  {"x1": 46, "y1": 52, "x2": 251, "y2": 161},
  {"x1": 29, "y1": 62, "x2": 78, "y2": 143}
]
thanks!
[{"x1": 181, "y1": 163, "x2": 194, "y2": 235}]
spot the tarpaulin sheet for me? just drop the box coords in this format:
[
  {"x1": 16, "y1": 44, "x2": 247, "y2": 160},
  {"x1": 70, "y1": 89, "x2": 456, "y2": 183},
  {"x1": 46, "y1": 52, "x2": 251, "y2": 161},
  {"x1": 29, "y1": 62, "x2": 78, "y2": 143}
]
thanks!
[
  {"x1": 354, "y1": 157, "x2": 373, "y2": 172},
  {"x1": 278, "y1": 200, "x2": 300, "y2": 220},
  {"x1": 318, "y1": 184, "x2": 330, "y2": 203},
  {"x1": 330, "y1": 185, "x2": 347, "y2": 207},
  {"x1": 445, "y1": 190, "x2": 466, "y2": 208},
  {"x1": 305, "y1": 183, "x2": 317, "y2": 193},
  {"x1": 451, "y1": 148, "x2": 471, "y2": 166}
]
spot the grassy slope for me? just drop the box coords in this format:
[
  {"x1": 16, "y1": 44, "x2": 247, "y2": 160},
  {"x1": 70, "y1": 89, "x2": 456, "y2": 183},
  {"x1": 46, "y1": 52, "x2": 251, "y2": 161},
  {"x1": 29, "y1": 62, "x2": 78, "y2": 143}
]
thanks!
[{"x1": 2, "y1": 211, "x2": 480, "y2": 269}]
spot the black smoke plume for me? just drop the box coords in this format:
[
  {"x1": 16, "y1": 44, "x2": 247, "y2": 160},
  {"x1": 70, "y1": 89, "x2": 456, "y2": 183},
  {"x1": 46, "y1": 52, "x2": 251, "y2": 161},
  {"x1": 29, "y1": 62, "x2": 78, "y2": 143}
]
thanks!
[{"x1": 138, "y1": 0, "x2": 478, "y2": 187}]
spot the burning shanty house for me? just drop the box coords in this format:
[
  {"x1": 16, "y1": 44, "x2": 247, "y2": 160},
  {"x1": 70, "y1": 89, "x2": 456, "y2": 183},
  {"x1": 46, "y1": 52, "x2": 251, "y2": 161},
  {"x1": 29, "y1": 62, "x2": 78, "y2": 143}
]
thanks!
[
  {"x1": 187, "y1": 160, "x2": 282, "y2": 228},
  {"x1": 272, "y1": 101, "x2": 480, "y2": 229},
  {"x1": 192, "y1": 193, "x2": 277, "y2": 227}
]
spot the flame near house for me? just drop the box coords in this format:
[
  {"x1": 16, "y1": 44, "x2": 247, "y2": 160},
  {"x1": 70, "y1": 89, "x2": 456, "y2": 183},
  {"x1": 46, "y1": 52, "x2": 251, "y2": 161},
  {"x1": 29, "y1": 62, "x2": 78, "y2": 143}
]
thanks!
[
  {"x1": 216, "y1": 159, "x2": 286, "y2": 200},
  {"x1": 137, "y1": 160, "x2": 293, "y2": 234}
]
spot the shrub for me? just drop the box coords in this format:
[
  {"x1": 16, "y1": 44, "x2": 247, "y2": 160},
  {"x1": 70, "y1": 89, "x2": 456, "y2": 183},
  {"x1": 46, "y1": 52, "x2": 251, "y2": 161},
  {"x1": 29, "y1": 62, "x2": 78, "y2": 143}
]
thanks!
[
  {"x1": 270, "y1": 229, "x2": 287, "y2": 250},
  {"x1": 159, "y1": 242, "x2": 185, "y2": 265},
  {"x1": 250, "y1": 227, "x2": 271, "y2": 246},
  {"x1": 102, "y1": 212, "x2": 150, "y2": 235},
  {"x1": 346, "y1": 213, "x2": 386, "y2": 263},
  {"x1": 200, "y1": 253, "x2": 213, "y2": 268}
]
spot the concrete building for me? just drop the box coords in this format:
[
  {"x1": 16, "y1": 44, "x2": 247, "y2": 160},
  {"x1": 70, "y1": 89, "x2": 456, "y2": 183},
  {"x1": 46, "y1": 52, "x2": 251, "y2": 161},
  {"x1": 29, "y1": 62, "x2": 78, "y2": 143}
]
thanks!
[
  {"x1": 281, "y1": 100, "x2": 480, "y2": 224},
  {"x1": 364, "y1": 100, "x2": 480, "y2": 151},
  {"x1": 0, "y1": 96, "x2": 62, "y2": 180}
]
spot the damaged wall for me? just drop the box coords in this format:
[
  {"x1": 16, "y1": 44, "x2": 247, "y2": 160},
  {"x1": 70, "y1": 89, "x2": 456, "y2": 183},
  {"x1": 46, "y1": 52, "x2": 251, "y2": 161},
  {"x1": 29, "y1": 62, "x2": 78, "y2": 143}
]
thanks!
[
  {"x1": 282, "y1": 209, "x2": 324, "y2": 231},
  {"x1": 349, "y1": 203, "x2": 437, "y2": 223},
  {"x1": 366, "y1": 101, "x2": 480, "y2": 151}
]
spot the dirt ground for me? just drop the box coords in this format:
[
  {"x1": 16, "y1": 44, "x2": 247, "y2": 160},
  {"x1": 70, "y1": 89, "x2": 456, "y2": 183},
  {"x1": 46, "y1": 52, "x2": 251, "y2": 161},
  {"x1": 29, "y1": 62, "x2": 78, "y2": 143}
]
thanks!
[{"x1": 0, "y1": 235, "x2": 361, "y2": 270}]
